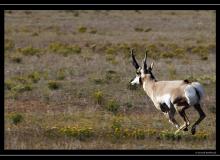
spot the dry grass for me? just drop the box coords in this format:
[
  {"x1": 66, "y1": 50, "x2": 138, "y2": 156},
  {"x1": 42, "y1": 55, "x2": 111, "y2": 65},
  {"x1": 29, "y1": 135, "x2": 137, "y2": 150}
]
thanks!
[{"x1": 4, "y1": 10, "x2": 216, "y2": 150}]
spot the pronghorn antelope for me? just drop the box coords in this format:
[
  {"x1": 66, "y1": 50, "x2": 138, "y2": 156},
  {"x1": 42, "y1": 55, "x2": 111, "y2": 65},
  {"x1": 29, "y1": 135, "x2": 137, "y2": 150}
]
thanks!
[{"x1": 130, "y1": 49, "x2": 206, "y2": 135}]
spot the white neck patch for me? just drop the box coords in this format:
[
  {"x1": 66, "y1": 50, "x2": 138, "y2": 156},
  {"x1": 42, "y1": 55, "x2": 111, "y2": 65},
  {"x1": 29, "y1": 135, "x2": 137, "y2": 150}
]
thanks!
[{"x1": 131, "y1": 76, "x2": 140, "y2": 85}]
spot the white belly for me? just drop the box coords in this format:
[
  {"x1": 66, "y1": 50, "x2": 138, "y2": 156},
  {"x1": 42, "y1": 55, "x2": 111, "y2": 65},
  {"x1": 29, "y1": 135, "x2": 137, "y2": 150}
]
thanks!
[{"x1": 156, "y1": 94, "x2": 172, "y2": 108}]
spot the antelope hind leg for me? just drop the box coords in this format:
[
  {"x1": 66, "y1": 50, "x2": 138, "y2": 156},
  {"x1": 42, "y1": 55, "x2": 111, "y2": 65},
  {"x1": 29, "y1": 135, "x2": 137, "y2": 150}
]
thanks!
[{"x1": 191, "y1": 104, "x2": 206, "y2": 135}]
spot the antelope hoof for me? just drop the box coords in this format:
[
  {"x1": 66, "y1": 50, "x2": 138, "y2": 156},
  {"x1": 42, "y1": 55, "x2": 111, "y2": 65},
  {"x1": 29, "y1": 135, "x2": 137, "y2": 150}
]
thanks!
[
  {"x1": 183, "y1": 127, "x2": 188, "y2": 131},
  {"x1": 191, "y1": 127, "x2": 196, "y2": 135}
]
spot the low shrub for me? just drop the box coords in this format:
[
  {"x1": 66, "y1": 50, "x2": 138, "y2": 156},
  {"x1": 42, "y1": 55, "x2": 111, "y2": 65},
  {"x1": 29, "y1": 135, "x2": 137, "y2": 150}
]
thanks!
[
  {"x1": 144, "y1": 28, "x2": 152, "y2": 32},
  {"x1": 12, "y1": 83, "x2": 33, "y2": 92},
  {"x1": 9, "y1": 53, "x2": 22, "y2": 63},
  {"x1": 90, "y1": 29, "x2": 97, "y2": 34},
  {"x1": 5, "y1": 76, "x2": 33, "y2": 93},
  {"x1": 56, "y1": 69, "x2": 66, "y2": 80},
  {"x1": 9, "y1": 113, "x2": 23, "y2": 125},
  {"x1": 5, "y1": 79, "x2": 17, "y2": 90},
  {"x1": 191, "y1": 46, "x2": 209, "y2": 60},
  {"x1": 134, "y1": 27, "x2": 144, "y2": 32},
  {"x1": 124, "y1": 102, "x2": 133, "y2": 109},
  {"x1": 105, "y1": 47, "x2": 118, "y2": 55},
  {"x1": 193, "y1": 131, "x2": 208, "y2": 140},
  {"x1": 92, "y1": 90, "x2": 105, "y2": 105},
  {"x1": 5, "y1": 39, "x2": 14, "y2": 51},
  {"x1": 92, "y1": 78, "x2": 105, "y2": 84},
  {"x1": 28, "y1": 71, "x2": 41, "y2": 83},
  {"x1": 167, "y1": 64, "x2": 177, "y2": 79},
  {"x1": 78, "y1": 26, "x2": 87, "y2": 33},
  {"x1": 44, "y1": 127, "x2": 60, "y2": 138},
  {"x1": 106, "y1": 99, "x2": 120, "y2": 114},
  {"x1": 47, "y1": 80, "x2": 61, "y2": 90}
]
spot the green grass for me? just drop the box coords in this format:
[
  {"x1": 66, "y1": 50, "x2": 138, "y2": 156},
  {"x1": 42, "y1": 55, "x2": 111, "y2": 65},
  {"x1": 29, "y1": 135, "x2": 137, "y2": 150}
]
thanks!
[
  {"x1": 58, "y1": 126, "x2": 94, "y2": 140},
  {"x1": 5, "y1": 76, "x2": 33, "y2": 94},
  {"x1": 48, "y1": 42, "x2": 81, "y2": 56},
  {"x1": 186, "y1": 74, "x2": 216, "y2": 85},
  {"x1": 105, "y1": 70, "x2": 120, "y2": 83},
  {"x1": 105, "y1": 47, "x2": 118, "y2": 55},
  {"x1": 12, "y1": 83, "x2": 33, "y2": 93},
  {"x1": 105, "y1": 54, "x2": 118, "y2": 64},
  {"x1": 18, "y1": 46, "x2": 40, "y2": 56}
]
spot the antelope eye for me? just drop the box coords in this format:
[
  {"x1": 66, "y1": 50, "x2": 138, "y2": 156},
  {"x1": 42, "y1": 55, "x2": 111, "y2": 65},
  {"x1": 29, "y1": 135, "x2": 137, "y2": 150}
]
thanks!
[{"x1": 136, "y1": 71, "x2": 141, "y2": 75}]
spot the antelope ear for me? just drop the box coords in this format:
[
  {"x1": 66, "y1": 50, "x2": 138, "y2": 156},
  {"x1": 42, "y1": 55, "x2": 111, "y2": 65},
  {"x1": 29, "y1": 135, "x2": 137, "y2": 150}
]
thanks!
[{"x1": 149, "y1": 62, "x2": 154, "y2": 70}]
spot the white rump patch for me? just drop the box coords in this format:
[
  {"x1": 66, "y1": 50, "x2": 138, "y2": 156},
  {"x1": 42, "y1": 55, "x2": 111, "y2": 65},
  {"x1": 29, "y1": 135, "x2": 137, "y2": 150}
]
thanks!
[
  {"x1": 156, "y1": 94, "x2": 171, "y2": 108},
  {"x1": 191, "y1": 82, "x2": 205, "y2": 99},
  {"x1": 185, "y1": 85, "x2": 197, "y2": 105},
  {"x1": 184, "y1": 82, "x2": 204, "y2": 105}
]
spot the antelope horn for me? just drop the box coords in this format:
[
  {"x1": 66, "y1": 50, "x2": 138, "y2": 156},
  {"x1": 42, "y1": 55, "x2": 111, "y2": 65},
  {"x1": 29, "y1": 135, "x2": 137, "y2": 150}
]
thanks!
[
  {"x1": 143, "y1": 50, "x2": 148, "y2": 74},
  {"x1": 131, "y1": 49, "x2": 140, "y2": 69}
]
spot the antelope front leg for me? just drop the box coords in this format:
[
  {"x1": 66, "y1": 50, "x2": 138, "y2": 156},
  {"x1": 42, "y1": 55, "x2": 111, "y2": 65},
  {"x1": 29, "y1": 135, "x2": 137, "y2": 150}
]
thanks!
[
  {"x1": 175, "y1": 106, "x2": 190, "y2": 134},
  {"x1": 164, "y1": 112, "x2": 180, "y2": 129}
]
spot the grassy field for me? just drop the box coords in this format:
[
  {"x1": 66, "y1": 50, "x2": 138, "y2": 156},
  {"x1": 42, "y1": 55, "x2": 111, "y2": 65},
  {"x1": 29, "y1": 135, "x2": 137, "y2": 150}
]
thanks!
[{"x1": 4, "y1": 10, "x2": 216, "y2": 150}]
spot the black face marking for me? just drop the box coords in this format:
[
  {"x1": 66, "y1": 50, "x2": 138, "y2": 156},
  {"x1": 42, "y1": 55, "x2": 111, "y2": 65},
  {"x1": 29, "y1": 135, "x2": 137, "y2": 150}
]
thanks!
[{"x1": 139, "y1": 76, "x2": 142, "y2": 85}]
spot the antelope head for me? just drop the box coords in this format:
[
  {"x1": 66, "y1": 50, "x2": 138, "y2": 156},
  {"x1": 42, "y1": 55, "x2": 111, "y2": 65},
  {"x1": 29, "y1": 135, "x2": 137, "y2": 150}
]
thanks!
[{"x1": 130, "y1": 49, "x2": 155, "y2": 85}]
